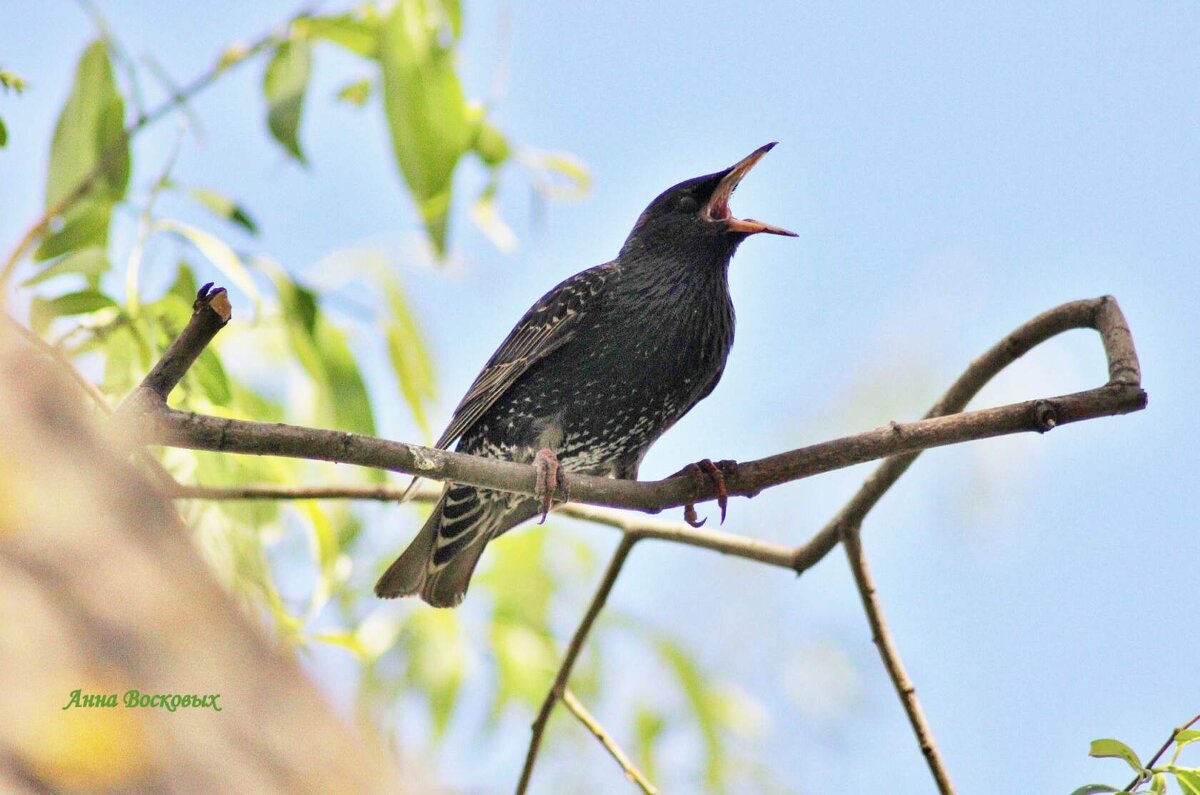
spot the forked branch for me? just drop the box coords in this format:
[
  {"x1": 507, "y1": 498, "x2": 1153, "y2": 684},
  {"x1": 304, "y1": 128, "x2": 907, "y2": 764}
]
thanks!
[{"x1": 104, "y1": 286, "x2": 1143, "y2": 795}]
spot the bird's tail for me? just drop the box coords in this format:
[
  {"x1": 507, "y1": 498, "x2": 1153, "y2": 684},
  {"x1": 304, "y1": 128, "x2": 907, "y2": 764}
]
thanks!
[{"x1": 374, "y1": 485, "x2": 534, "y2": 608}]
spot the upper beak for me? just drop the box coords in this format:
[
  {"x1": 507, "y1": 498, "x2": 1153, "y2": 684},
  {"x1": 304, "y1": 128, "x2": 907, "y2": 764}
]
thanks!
[{"x1": 704, "y1": 142, "x2": 798, "y2": 237}]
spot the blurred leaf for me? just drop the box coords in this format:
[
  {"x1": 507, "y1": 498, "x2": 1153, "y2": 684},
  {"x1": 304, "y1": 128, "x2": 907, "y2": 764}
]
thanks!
[
  {"x1": 301, "y1": 500, "x2": 338, "y2": 614},
  {"x1": 153, "y1": 219, "x2": 261, "y2": 308},
  {"x1": 22, "y1": 247, "x2": 109, "y2": 287},
  {"x1": 263, "y1": 39, "x2": 312, "y2": 164},
  {"x1": 47, "y1": 40, "x2": 129, "y2": 209},
  {"x1": 634, "y1": 705, "x2": 666, "y2": 785},
  {"x1": 526, "y1": 150, "x2": 591, "y2": 201},
  {"x1": 0, "y1": 69, "x2": 28, "y2": 92},
  {"x1": 1090, "y1": 739, "x2": 1144, "y2": 774},
  {"x1": 473, "y1": 120, "x2": 510, "y2": 167},
  {"x1": 270, "y1": 268, "x2": 376, "y2": 436},
  {"x1": 470, "y1": 189, "x2": 517, "y2": 253},
  {"x1": 189, "y1": 188, "x2": 259, "y2": 235},
  {"x1": 0, "y1": 116, "x2": 7, "y2": 148},
  {"x1": 1178, "y1": 730, "x2": 1200, "y2": 746},
  {"x1": 97, "y1": 323, "x2": 140, "y2": 396},
  {"x1": 1068, "y1": 786, "x2": 1120, "y2": 795},
  {"x1": 403, "y1": 609, "x2": 467, "y2": 741},
  {"x1": 476, "y1": 527, "x2": 553, "y2": 629},
  {"x1": 314, "y1": 319, "x2": 376, "y2": 436},
  {"x1": 1150, "y1": 772, "x2": 1166, "y2": 794},
  {"x1": 34, "y1": 200, "x2": 111, "y2": 261},
  {"x1": 658, "y1": 637, "x2": 726, "y2": 789},
  {"x1": 489, "y1": 620, "x2": 557, "y2": 715},
  {"x1": 310, "y1": 630, "x2": 367, "y2": 659},
  {"x1": 335, "y1": 78, "x2": 371, "y2": 107},
  {"x1": 379, "y1": 0, "x2": 472, "y2": 255},
  {"x1": 190, "y1": 348, "x2": 232, "y2": 405},
  {"x1": 438, "y1": 0, "x2": 463, "y2": 38},
  {"x1": 297, "y1": 12, "x2": 379, "y2": 57},
  {"x1": 29, "y1": 291, "x2": 118, "y2": 336},
  {"x1": 383, "y1": 278, "x2": 435, "y2": 436},
  {"x1": 1179, "y1": 769, "x2": 1200, "y2": 795}
]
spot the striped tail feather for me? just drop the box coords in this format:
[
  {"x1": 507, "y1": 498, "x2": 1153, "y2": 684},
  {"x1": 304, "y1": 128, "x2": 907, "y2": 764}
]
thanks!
[{"x1": 374, "y1": 484, "x2": 535, "y2": 607}]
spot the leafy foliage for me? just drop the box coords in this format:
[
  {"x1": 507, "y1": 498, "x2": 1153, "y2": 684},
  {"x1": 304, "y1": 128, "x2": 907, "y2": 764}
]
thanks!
[
  {"x1": 1073, "y1": 725, "x2": 1200, "y2": 795},
  {"x1": 0, "y1": 4, "x2": 757, "y2": 792}
]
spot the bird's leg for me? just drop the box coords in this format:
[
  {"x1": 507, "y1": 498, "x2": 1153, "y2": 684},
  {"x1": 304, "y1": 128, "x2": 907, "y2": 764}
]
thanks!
[
  {"x1": 533, "y1": 448, "x2": 569, "y2": 524},
  {"x1": 671, "y1": 458, "x2": 735, "y2": 527}
]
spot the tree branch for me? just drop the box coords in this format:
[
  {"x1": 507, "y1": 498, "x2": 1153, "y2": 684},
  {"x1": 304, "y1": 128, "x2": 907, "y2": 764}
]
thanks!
[
  {"x1": 563, "y1": 688, "x2": 659, "y2": 795},
  {"x1": 110, "y1": 287, "x2": 1146, "y2": 794},
  {"x1": 130, "y1": 294, "x2": 1145, "y2": 525},
  {"x1": 516, "y1": 535, "x2": 638, "y2": 795},
  {"x1": 843, "y1": 524, "x2": 956, "y2": 794},
  {"x1": 1124, "y1": 711, "x2": 1200, "y2": 792}
]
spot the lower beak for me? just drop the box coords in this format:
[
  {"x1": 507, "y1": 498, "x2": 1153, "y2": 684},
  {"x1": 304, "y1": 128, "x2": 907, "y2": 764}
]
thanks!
[{"x1": 705, "y1": 142, "x2": 798, "y2": 237}]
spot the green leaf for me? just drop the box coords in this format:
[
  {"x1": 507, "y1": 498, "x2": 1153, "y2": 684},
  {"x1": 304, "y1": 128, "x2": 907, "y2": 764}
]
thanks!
[
  {"x1": 0, "y1": 116, "x2": 7, "y2": 148},
  {"x1": 1090, "y1": 738, "x2": 1145, "y2": 774},
  {"x1": 29, "y1": 290, "x2": 118, "y2": 336},
  {"x1": 296, "y1": 12, "x2": 380, "y2": 57},
  {"x1": 263, "y1": 39, "x2": 312, "y2": 164},
  {"x1": 22, "y1": 247, "x2": 109, "y2": 287},
  {"x1": 335, "y1": 78, "x2": 371, "y2": 107},
  {"x1": 300, "y1": 500, "x2": 338, "y2": 615},
  {"x1": 269, "y1": 268, "x2": 376, "y2": 436},
  {"x1": 1178, "y1": 730, "x2": 1200, "y2": 746},
  {"x1": 403, "y1": 609, "x2": 467, "y2": 741},
  {"x1": 191, "y1": 347, "x2": 232, "y2": 405},
  {"x1": 46, "y1": 40, "x2": 129, "y2": 209},
  {"x1": 658, "y1": 637, "x2": 727, "y2": 789},
  {"x1": 489, "y1": 620, "x2": 558, "y2": 713},
  {"x1": 470, "y1": 189, "x2": 517, "y2": 252},
  {"x1": 34, "y1": 200, "x2": 111, "y2": 261},
  {"x1": 473, "y1": 120, "x2": 510, "y2": 167},
  {"x1": 153, "y1": 220, "x2": 261, "y2": 307},
  {"x1": 526, "y1": 149, "x2": 592, "y2": 201},
  {"x1": 383, "y1": 279, "x2": 435, "y2": 436},
  {"x1": 634, "y1": 705, "x2": 666, "y2": 785},
  {"x1": 379, "y1": 0, "x2": 472, "y2": 255},
  {"x1": 476, "y1": 528, "x2": 554, "y2": 629},
  {"x1": 0, "y1": 69, "x2": 28, "y2": 92},
  {"x1": 438, "y1": 0, "x2": 463, "y2": 38},
  {"x1": 1150, "y1": 772, "x2": 1166, "y2": 794},
  {"x1": 189, "y1": 188, "x2": 259, "y2": 235},
  {"x1": 1178, "y1": 769, "x2": 1200, "y2": 795},
  {"x1": 1068, "y1": 786, "x2": 1120, "y2": 795}
]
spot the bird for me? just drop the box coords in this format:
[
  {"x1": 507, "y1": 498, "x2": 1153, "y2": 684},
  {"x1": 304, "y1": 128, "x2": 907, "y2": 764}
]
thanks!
[{"x1": 375, "y1": 143, "x2": 796, "y2": 607}]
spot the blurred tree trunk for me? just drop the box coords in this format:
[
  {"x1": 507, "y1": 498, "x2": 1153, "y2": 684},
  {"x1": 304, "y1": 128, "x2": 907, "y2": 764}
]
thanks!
[{"x1": 0, "y1": 329, "x2": 407, "y2": 794}]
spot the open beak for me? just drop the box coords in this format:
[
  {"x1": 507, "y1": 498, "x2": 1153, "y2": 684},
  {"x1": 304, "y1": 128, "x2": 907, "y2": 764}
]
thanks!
[{"x1": 704, "y1": 142, "x2": 798, "y2": 237}]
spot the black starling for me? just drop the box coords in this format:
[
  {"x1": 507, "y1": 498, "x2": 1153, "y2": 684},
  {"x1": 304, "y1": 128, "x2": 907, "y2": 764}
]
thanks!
[{"x1": 375, "y1": 143, "x2": 796, "y2": 607}]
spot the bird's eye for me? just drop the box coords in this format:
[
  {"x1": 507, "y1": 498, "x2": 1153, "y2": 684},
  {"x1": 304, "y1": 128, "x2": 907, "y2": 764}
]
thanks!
[{"x1": 678, "y1": 195, "x2": 699, "y2": 213}]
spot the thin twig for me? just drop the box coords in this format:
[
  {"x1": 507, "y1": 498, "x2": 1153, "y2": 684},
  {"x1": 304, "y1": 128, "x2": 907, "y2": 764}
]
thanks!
[
  {"x1": 173, "y1": 482, "x2": 801, "y2": 570},
  {"x1": 562, "y1": 688, "x2": 658, "y2": 795},
  {"x1": 1124, "y1": 712, "x2": 1200, "y2": 792},
  {"x1": 516, "y1": 535, "x2": 638, "y2": 795},
  {"x1": 842, "y1": 524, "x2": 956, "y2": 794}
]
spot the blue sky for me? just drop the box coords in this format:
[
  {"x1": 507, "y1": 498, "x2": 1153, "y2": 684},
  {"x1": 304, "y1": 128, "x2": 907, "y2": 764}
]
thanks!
[{"x1": 4, "y1": 2, "x2": 1198, "y2": 792}]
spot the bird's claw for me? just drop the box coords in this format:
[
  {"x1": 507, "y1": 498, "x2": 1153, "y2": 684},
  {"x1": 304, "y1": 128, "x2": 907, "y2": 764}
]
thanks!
[
  {"x1": 675, "y1": 458, "x2": 734, "y2": 527},
  {"x1": 534, "y1": 448, "x2": 568, "y2": 524}
]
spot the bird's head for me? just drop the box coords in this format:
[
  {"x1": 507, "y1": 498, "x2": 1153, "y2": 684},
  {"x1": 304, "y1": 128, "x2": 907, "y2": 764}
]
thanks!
[{"x1": 620, "y1": 142, "x2": 797, "y2": 262}]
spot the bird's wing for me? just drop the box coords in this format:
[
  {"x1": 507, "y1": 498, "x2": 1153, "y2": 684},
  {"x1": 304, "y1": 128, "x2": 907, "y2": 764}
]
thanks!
[{"x1": 434, "y1": 262, "x2": 616, "y2": 450}]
